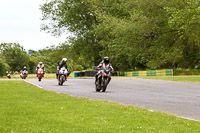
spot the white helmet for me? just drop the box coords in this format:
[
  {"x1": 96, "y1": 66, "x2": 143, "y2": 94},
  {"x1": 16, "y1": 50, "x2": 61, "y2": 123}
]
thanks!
[
  {"x1": 39, "y1": 62, "x2": 43, "y2": 65},
  {"x1": 24, "y1": 66, "x2": 26, "y2": 69},
  {"x1": 62, "y1": 58, "x2": 67, "y2": 62}
]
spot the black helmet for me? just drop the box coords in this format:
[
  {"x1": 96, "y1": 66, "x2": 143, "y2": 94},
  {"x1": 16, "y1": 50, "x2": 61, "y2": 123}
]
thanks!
[{"x1": 104, "y1": 56, "x2": 109, "y2": 64}]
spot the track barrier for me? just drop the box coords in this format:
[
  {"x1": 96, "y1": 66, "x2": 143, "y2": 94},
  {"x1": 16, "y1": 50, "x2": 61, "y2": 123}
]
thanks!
[{"x1": 73, "y1": 69, "x2": 173, "y2": 78}]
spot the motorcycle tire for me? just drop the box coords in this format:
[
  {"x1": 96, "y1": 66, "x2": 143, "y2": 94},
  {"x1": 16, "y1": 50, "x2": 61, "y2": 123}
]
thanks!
[
  {"x1": 95, "y1": 80, "x2": 101, "y2": 92},
  {"x1": 95, "y1": 81, "x2": 100, "y2": 92},
  {"x1": 102, "y1": 80, "x2": 108, "y2": 92},
  {"x1": 39, "y1": 75, "x2": 41, "y2": 82},
  {"x1": 60, "y1": 75, "x2": 65, "y2": 85}
]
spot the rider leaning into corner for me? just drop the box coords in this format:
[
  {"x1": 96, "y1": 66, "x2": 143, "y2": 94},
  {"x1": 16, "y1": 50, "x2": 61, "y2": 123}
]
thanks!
[
  {"x1": 56, "y1": 58, "x2": 70, "y2": 79},
  {"x1": 6, "y1": 71, "x2": 9, "y2": 76},
  {"x1": 36, "y1": 62, "x2": 45, "y2": 77},
  {"x1": 95, "y1": 56, "x2": 114, "y2": 83}
]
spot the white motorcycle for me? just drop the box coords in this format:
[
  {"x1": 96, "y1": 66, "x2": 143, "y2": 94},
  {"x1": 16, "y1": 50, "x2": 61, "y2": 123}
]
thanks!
[
  {"x1": 20, "y1": 70, "x2": 28, "y2": 79},
  {"x1": 58, "y1": 67, "x2": 68, "y2": 85},
  {"x1": 6, "y1": 73, "x2": 11, "y2": 79}
]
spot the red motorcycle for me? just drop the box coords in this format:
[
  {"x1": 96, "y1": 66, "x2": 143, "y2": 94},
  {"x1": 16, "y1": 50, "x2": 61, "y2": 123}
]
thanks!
[
  {"x1": 95, "y1": 66, "x2": 111, "y2": 92},
  {"x1": 37, "y1": 68, "x2": 44, "y2": 82}
]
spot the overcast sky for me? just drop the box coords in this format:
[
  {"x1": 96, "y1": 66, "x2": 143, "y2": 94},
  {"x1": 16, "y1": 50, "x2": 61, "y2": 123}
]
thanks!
[{"x1": 0, "y1": 0, "x2": 68, "y2": 51}]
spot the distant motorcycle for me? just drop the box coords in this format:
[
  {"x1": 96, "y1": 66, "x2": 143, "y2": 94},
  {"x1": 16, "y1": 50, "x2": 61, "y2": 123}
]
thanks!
[
  {"x1": 37, "y1": 68, "x2": 44, "y2": 82},
  {"x1": 20, "y1": 70, "x2": 28, "y2": 79},
  {"x1": 58, "y1": 67, "x2": 68, "y2": 85},
  {"x1": 95, "y1": 66, "x2": 111, "y2": 92},
  {"x1": 6, "y1": 73, "x2": 11, "y2": 79}
]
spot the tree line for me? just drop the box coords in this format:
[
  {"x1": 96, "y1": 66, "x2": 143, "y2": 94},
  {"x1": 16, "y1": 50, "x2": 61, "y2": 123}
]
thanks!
[
  {"x1": 1, "y1": 0, "x2": 200, "y2": 76},
  {"x1": 0, "y1": 42, "x2": 95, "y2": 76},
  {"x1": 40, "y1": 0, "x2": 200, "y2": 70}
]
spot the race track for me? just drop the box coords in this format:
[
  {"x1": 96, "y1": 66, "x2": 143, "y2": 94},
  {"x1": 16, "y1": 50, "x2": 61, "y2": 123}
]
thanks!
[{"x1": 26, "y1": 78, "x2": 200, "y2": 121}]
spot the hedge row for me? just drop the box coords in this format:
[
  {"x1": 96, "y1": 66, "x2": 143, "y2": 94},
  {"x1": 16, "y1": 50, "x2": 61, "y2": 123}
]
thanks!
[{"x1": 173, "y1": 69, "x2": 200, "y2": 75}]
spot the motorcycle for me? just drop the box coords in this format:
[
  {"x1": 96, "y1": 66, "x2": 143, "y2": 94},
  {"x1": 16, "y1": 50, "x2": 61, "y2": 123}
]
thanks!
[
  {"x1": 95, "y1": 66, "x2": 111, "y2": 92},
  {"x1": 20, "y1": 70, "x2": 28, "y2": 79},
  {"x1": 37, "y1": 68, "x2": 44, "y2": 82},
  {"x1": 58, "y1": 67, "x2": 68, "y2": 85},
  {"x1": 6, "y1": 73, "x2": 11, "y2": 79}
]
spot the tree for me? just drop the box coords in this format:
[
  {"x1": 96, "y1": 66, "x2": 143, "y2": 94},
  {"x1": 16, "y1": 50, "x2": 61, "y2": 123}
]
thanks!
[
  {"x1": 40, "y1": 0, "x2": 200, "y2": 70},
  {"x1": 166, "y1": 0, "x2": 200, "y2": 68},
  {"x1": 40, "y1": 0, "x2": 103, "y2": 68},
  {"x1": 0, "y1": 43, "x2": 30, "y2": 71}
]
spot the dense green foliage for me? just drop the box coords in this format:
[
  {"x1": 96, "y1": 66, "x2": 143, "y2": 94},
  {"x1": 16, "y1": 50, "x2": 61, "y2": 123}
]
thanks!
[
  {"x1": 0, "y1": 43, "x2": 30, "y2": 71},
  {"x1": 39, "y1": 0, "x2": 200, "y2": 71},
  {"x1": 1, "y1": 0, "x2": 200, "y2": 75},
  {"x1": 0, "y1": 43, "x2": 39, "y2": 75},
  {"x1": 1, "y1": 80, "x2": 200, "y2": 132},
  {"x1": 174, "y1": 69, "x2": 200, "y2": 76}
]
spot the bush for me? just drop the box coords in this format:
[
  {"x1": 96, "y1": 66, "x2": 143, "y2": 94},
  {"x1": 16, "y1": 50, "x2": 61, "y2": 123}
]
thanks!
[
  {"x1": 173, "y1": 69, "x2": 200, "y2": 76},
  {"x1": 74, "y1": 65, "x2": 83, "y2": 71}
]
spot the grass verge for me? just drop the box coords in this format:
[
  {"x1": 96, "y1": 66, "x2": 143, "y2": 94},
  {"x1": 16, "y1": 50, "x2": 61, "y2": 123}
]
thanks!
[
  {"x1": 136, "y1": 76, "x2": 200, "y2": 83},
  {"x1": 0, "y1": 81, "x2": 200, "y2": 132},
  {"x1": 0, "y1": 73, "x2": 74, "y2": 79}
]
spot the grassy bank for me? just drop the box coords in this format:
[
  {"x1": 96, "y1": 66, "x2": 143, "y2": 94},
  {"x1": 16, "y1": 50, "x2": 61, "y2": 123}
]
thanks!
[
  {"x1": 0, "y1": 81, "x2": 200, "y2": 132},
  {"x1": 137, "y1": 76, "x2": 200, "y2": 83}
]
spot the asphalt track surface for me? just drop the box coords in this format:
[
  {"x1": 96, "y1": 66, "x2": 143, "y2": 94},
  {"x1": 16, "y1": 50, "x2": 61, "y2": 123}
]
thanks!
[{"x1": 25, "y1": 78, "x2": 200, "y2": 121}]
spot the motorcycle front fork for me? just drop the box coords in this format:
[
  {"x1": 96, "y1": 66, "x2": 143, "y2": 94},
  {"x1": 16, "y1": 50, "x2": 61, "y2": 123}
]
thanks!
[{"x1": 100, "y1": 76, "x2": 109, "y2": 86}]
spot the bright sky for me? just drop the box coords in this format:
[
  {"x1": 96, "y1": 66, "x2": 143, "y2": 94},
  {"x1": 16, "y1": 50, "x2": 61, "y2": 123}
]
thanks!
[{"x1": 0, "y1": 0, "x2": 68, "y2": 51}]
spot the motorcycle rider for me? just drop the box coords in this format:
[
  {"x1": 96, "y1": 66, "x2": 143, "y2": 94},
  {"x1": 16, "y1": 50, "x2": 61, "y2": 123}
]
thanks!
[
  {"x1": 56, "y1": 58, "x2": 70, "y2": 79},
  {"x1": 36, "y1": 62, "x2": 45, "y2": 77},
  {"x1": 6, "y1": 71, "x2": 9, "y2": 75},
  {"x1": 22, "y1": 66, "x2": 28, "y2": 72},
  {"x1": 6, "y1": 71, "x2": 10, "y2": 78},
  {"x1": 95, "y1": 56, "x2": 113, "y2": 84},
  {"x1": 20, "y1": 66, "x2": 28, "y2": 77}
]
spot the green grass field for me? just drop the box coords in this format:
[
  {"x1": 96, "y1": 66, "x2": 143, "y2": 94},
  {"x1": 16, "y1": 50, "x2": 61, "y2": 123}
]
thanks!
[
  {"x1": 0, "y1": 81, "x2": 200, "y2": 132},
  {"x1": 136, "y1": 76, "x2": 200, "y2": 83}
]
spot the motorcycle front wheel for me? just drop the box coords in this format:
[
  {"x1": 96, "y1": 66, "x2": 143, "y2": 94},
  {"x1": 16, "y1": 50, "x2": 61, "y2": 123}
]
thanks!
[
  {"x1": 38, "y1": 75, "x2": 41, "y2": 81},
  {"x1": 95, "y1": 80, "x2": 100, "y2": 92},
  {"x1": 102, "y1": 80, "x2": 108, "y2": 92},
  {"x1": 60, "y1": 75, "x2": 65, "y2": 85}
]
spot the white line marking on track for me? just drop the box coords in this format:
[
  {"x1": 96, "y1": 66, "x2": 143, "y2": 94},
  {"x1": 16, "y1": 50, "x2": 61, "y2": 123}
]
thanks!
[
  {"x1": 24, "y1": 80, "x2": 43, "y2": 88},
  {"x1": 147, "y1": 109, "x2": 199, "y2": 121},
  {"x1": 180, "y1": 117, "x2": 199, "y2": 122}
]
